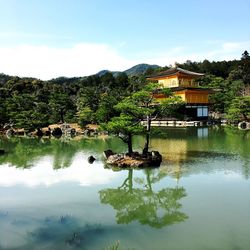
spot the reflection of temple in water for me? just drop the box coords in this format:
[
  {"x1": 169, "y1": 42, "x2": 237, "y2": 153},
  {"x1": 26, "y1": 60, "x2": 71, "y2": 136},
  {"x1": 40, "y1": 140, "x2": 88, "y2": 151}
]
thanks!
[
  {"x1": 197, "y1": 127, "x2": 208, "y2": 138},
  {"x1": 148, "y1": 127, "x2": 209, "y2": 181},
  {"x1": 150, "y1": 138, "x2": 188, "y2": 162},
  {"x1": 149, "y1": 138, "x2": 187, "y2": 181}
]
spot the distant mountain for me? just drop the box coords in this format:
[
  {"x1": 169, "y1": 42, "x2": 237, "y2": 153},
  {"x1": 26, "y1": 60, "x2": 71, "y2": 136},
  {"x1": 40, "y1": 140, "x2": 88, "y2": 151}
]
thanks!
[
  {"x1": 124, "y1": 63, "x2": 160, "y2": 76},
  {"x1": 96, "y1": 69, "x2": 120, "y2": 77},
  {"x1": 96, "y1": 63, "x2": 160, "y2": 77}
]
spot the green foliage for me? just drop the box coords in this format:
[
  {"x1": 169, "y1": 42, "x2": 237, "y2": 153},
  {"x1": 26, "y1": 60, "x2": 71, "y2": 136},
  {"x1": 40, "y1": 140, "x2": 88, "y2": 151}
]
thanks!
[
  {"x1": 127, "y1": 75, "x2": 147, "y2": 92},
  {"x1": 115, "y1": 72, "x2": 129, "y2": 89},
  {"x1": 49, "y1": 92, "x2": 69, "y2": 123},
  {"x1": 0, "y1": 88, "x2": 9, "y2": 126},
  {"x1": 201, "y1": 76, "x2": 245, "y2": 113},
  {"x1": 227, "y1": 96, "x2": 250, "y2": 122},
  {"x1": 76, "y1": 87, "x2": 98, "y2": 123},
  {"x1": 100, "y1": 72, "x2": 115, "y2": 89},
  {"x1": 102, "y1": 85, "x2": 157, "y2": 153},
  {"x1": 75, "y1": 71, "x2": 131, "y2": 126},
  {"x1": 159, "y1": 96, "x2": 186, "y2": 118},
  {"x1": 0, "y1": 71, "x2": 137, "y2": 131},
  {"x1": 103, "y1": 114, "x2": 144, "y2": 136},
  {"x1": 5, "y1": 93, "x2": 49, "y2": 131},
  {"x1": 102, "y1": 83, "x2": 185, "y2": 153},
  {"x1": 77, "y1": 107, "x2": 94, "y2": 127},
  {"x1": 115, "y1": 93, "x2": 152, "y2": 118},
  {"x1": 95, "y1": 93, "x2": 119, "y2": 123},
  {"x1": 177, "y1": 58, "x2": 238, "y2": 78}
]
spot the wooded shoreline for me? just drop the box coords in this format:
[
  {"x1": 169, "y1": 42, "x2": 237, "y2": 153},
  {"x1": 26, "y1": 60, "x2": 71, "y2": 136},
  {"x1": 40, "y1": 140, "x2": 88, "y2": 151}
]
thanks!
[{"x1": 1, "y1": 53, "x2": 249, "y2": 134}]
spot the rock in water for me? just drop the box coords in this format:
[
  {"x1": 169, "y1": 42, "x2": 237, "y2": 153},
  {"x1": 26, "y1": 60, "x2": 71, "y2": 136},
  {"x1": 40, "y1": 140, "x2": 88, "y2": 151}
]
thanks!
[
  {"x1": 52, "y1": 127, "x2": 62, "y2": 137},
  {"x1": 103, "y1": 149, "x2": 114, "y2": 159},
  {"x1": 151, "y1": 151, "x2": 162, "y2": 166},
  {"x1": 36, "y1": 128, "x2": 44, "y2": 137},
  {"x1": 6, "y1": 129, "x2": 15, "y2": 137},
  {"x1": 88, "y1": 155, "x2": 96, "y2": 164}
]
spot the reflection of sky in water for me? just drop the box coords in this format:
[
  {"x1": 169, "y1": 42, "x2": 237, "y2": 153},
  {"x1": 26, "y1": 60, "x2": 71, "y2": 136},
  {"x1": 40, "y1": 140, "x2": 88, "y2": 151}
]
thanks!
[{"x1": 0, "y1": 153, "x2": 120, "y2": 187}]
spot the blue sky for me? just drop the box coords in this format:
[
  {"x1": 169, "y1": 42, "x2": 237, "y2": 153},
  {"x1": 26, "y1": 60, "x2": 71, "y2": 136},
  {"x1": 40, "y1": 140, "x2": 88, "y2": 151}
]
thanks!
[{"x1": 0, "y1": 0, "x2": 250, "y2": 79}]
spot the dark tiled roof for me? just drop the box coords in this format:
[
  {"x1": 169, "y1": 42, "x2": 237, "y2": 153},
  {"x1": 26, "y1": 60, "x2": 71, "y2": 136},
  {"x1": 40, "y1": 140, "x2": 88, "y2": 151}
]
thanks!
[
  {"x1": 171, "y1": 87, "x2": 214, "y2": 93},
  {"x1": 148, "y1": 67, "x2": 204, "y2": 78}
]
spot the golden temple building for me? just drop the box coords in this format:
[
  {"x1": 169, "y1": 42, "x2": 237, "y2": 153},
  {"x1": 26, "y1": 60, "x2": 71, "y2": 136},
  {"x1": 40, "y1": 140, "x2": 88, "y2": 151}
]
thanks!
[{"x1": 147, "y1": 67, "x2": 214, "y2": 120}]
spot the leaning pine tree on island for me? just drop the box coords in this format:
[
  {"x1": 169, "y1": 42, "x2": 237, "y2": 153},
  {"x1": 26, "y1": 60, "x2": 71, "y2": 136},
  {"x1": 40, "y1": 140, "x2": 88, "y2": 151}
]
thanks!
[{"x1": 102, "y1": 83, "x2": 185, "y2": 166}]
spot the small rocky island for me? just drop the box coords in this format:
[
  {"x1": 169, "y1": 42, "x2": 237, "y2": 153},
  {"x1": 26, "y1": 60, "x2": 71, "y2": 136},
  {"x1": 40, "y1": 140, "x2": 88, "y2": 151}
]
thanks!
[{"x1": 103, "y1": 149, "x2": 162, "y2": 168}]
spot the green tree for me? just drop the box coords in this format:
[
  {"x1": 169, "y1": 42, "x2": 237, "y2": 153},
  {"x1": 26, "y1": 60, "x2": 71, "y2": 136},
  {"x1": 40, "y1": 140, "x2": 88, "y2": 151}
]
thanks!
[
  {"x1": 207, "y1": 76, "x2": 244, "y2": 113},
  {"x1": 100, "y1": 72, "x2": 115, "y2": 89},
  {"x1": 0, "y1": 87, "x2": 9, "y2": 127},
  {"x1": 76, "y1": 86, "x2": 101, "y2": 125},
  {"x1": 76, "y1": 107, "x2": 93, "y2": 127},
  {"x1": 95, "y1": 93, "x2": 119, "y2": 123},
  {"x1": 48, "y1": 92, "x2": 71, "y2": 123},
  {"x1": 227, "y1": 96, "x2": 250, "y2": 122},
  {"x1": 103, "y1": 83, "x2": 184, "y2": 155},
  {"x1": 5, "y1": 93, "x2": 49, "y2": 131},
  {"x1": 127, "y1": 75, "x2": 147, "y2": 92},
  {"x1": 240, "y1": 50, "x2": 250, "y2": 95},
  {"x1": 103, "y1": 114, "x2": 144, "y2": 155},
  {"x1": 115, "y1": 72, "x2": 129, "y2": 89}
]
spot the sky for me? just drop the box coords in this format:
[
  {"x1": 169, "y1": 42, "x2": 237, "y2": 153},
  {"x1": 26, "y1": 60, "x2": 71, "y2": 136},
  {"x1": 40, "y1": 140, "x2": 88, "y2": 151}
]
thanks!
[{"x1": 0, "y1": 0, "x2": 250, "y2": 80}]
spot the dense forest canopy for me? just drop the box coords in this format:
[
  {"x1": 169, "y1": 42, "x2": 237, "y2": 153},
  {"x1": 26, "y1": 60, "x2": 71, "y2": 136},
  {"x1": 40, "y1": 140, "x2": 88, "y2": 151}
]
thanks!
[{"x1": 0, "y1": 51, "x2": 249, "y2": 131}]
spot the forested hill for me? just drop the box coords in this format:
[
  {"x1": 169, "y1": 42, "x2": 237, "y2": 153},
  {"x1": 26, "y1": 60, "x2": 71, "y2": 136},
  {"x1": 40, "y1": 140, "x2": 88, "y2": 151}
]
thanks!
[
  {"x1": 124, "y1": 63, "x2": 160, "y2": 76},
  {"x1": 0, "y1": 51, "x2": 249, "y2": 131},
  {"x1": 96, "y1": 57, "x2": 245, "y2": 79},
  {"x1": 96, "y1": 63, "x2": 160, "y2": 77}
]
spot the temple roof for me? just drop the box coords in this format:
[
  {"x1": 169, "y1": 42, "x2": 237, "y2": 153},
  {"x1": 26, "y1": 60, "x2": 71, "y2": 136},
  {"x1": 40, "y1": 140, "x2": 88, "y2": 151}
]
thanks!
[
  {"x1": 153, "y1": 86, "x2": 215, "y2": 93},
  {"x1": 148, "y1": 67, "x2": 204, "y2": 79},
  {"x1": 170, "y1": 87, "x2": 215, "y2": 93}
]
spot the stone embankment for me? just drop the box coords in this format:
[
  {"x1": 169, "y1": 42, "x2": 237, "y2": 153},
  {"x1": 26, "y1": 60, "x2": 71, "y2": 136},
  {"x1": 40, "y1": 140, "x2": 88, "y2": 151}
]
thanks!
[{"x1": 2, "y1": 123, "x2": 101, "y2": 137}]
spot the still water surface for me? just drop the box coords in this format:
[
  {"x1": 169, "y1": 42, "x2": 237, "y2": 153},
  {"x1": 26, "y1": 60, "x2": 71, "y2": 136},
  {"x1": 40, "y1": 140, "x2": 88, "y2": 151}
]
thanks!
[{"x1": 0, "y1": 127, "x2": 249, "y2": 250}]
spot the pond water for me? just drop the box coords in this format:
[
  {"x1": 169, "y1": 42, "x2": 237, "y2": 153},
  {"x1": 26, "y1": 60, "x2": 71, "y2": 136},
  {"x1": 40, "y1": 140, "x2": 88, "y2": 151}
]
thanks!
[{"x1": 0, "y1": 127, "x2": 250, "y2": 250}]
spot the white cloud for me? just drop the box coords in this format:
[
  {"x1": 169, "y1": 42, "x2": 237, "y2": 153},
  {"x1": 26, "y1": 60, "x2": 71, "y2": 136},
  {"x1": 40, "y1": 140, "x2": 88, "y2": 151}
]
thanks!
[
  {"x1": 0, "y1": 43, "x2": 136, "y2": 80},
  {"x1": 222, "y1": 42, "x2": 241, "y2": 52},
  {"x1": 0, "y1": 40, "x2": 249, "y2": 79},
  {"x1": 204, "y1": 41, "x2": 250, "y2": 61},
  {"x1": 140, "y1": 47, "x2": 205, "y2": 67},
  {"x1": 0, "y1": 154, "x2": 120, "y2": 187},
  {"x1": 142, "y1": 41, "x2": 250, "y2": 66}
]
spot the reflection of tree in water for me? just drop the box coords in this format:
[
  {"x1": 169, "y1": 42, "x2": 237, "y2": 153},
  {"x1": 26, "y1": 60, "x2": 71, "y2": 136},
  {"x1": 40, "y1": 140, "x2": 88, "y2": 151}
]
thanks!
[
  {"x1": 242, "y1": 159, "x2": 250, "y2": 179},
  {"x1": 217, "y1": 129, "x2": 250, "y2": 180},
  {"x1": 99, "y1": 169, "x2": 188, "y2": 228},
  {"x1": 52, "y1": 141, "x2": 77, "y2": 169},
  {"x1": 0, "y1": 137, "x2": 78, "y2": 169},
  {"x1": 0, "y1": 136, "x2": 127, "y2": 169},
  {"x1": 0, "y1": 212, "x2": 113, "y2": 250},
  {"x1": 26, "y1": 215, "x2": 104, "y2": 250},
  {"x1": 0, "y1": 137, "x2": 52, "y2": 168}
]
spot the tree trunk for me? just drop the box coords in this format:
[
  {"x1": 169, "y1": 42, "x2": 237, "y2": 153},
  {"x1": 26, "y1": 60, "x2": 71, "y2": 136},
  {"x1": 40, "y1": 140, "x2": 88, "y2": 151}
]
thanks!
[
  {"x1": 143, "y1": 116, "x2": 151, "y2": 156},
  {"x1": 127, "y1": 133, "x2": 133, "y2": 155},
  {"x1": 60, "y1": 109, "x2": 64, "y2": 123}
]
